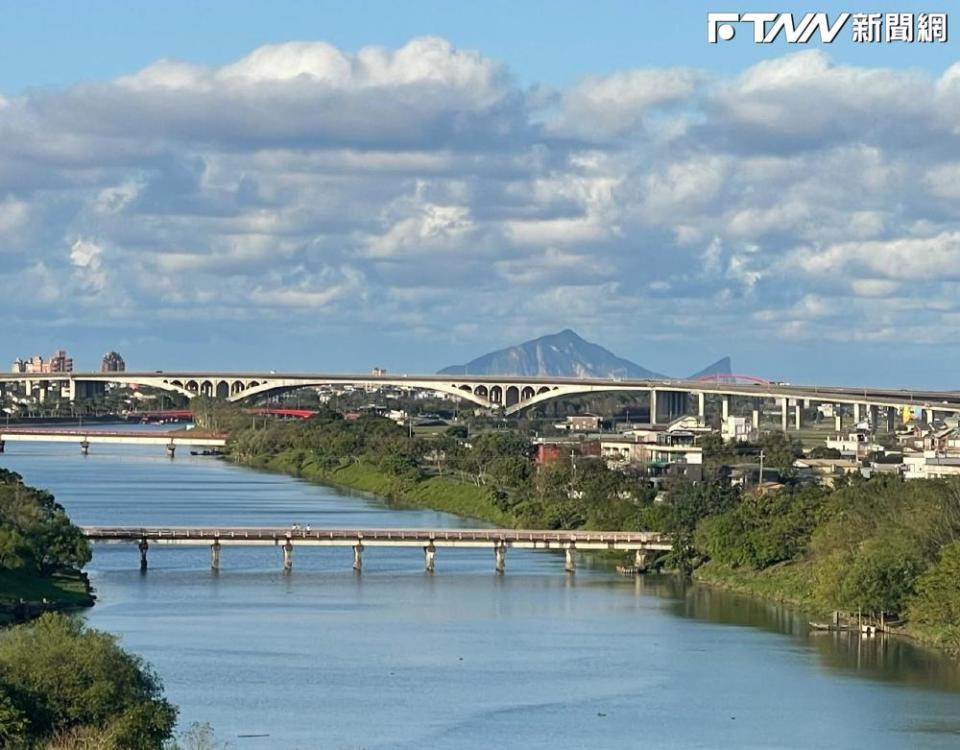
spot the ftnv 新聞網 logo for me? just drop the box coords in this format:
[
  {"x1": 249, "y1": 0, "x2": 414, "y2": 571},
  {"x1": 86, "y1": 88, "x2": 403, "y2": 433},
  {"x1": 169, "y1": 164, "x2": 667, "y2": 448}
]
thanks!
[{"x1": 708, "y1": 12, "x2": 948, "y2": 44}]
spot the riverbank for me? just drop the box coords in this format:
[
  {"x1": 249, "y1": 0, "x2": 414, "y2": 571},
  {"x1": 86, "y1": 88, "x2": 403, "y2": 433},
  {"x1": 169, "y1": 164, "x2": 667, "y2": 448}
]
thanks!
[
  {"x1": 694, "y1": 560, "x2": 960, "y2": 656},
  {"x1": 243, "y1": 451, "x2": 517, "y2": 527},
  {"x1": 0, "y1": 568, "x2": 94, "y2": 626}
]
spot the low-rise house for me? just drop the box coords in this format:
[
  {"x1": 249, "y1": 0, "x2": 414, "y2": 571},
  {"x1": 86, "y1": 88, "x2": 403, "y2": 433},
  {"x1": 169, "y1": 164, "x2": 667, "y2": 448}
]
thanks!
[
  {"x1": 904, "y1": 452, "x2": 960, "y2": 480},
  {"x1": 599, "y1": 435, "x2": 702, "y2": 480},
  {"x1": 793, "y1": 457, "x2": 861, "y2": 486}
]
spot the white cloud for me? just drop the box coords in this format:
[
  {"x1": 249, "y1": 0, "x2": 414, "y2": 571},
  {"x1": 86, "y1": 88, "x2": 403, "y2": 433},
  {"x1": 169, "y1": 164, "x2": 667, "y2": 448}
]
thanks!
[{"x1": 1, "y1": 41, "x2": 960, "y2": 363}]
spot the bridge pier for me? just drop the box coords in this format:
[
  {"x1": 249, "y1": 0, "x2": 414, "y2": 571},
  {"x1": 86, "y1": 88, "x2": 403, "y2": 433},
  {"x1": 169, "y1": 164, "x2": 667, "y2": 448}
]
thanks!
[
  {"x1": 751, "y1": 407, "x2": 760, "y2": 432},
  {"x1": 835, "y1": 412, "x2": 842, "y2": 432},
  {"x1": 869, "y1": 405, "x2": 879, "y2": 432},
  {"x1": 80, "y1": 440, "x2": 90, "y2": 456},
  {"x1": 649, "y1": 390, "x2": 658, "y2": 426},
  {"x1": 138, "y1": 540, "x2": 149, "y2": 571},
  {"x1": 853, "y1": 403, "x2": 862, "y2": 425},
  {"x1": 926, "y1": 408, "x2": 935, "y2": 426},
  {"x1": 282, "y1": 541, "x2": 293, "y2": 571},
  {"x1": 210, "y1": 541, "x2": 220, "y2": 571},
  {"x1": 721, "y1": 395, "x2": 730, "y2": 423},
  {"x1": 166, "y1": 443, "x2": 176, "y2": 459},
  {"x1": 495, "y1": 543, "x2": 506, "y2": 574},
  {"x1": 696, "y1": 392, "x2": 705, "y2": 425},
  {"x1": 794, "y1": 403, "x2": 802, "y2": 430},
  {"x1": 779, "y1": 398, "x2": 788, "y2": 432},
  {"x1": 424, "y1": 544, "x2": 436, "y2": 573},
  {"x1": 0, "y1": 440, "x2": 4, "y2": 454},
  {"x1": 353, "y1": 544, "x2": 363, "y2": 572},
  {"x1": 565, "y1": 547, "x2": 576, "y2": 574},
  {"x1": 634, "y1": 549, "x2": 651, "y2": 573},
  {"x1": 887, "y1": 406, "x2": 897, "y2": 432}
]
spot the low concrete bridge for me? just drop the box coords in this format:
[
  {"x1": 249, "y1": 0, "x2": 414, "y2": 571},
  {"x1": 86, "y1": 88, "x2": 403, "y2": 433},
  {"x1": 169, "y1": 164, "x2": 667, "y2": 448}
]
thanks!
[
  {"x1": 0, "y1": 429, "x2": 227, "y2": 457},
  {"x1": 82, "y1": 526, "x2": 671, "y2": 574}
]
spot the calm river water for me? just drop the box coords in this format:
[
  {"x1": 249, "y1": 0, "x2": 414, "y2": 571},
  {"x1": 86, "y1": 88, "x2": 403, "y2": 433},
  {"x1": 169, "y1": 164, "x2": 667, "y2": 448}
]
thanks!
[{"x1": 3, "y1": 431, "x2": 960, "y2": 749}]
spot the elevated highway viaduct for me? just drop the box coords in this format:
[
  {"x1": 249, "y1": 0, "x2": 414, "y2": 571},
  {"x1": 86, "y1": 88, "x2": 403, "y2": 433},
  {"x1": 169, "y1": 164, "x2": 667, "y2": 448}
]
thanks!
[{"x1": 1, "y1": 371, "x2": 958, "y2": 428}]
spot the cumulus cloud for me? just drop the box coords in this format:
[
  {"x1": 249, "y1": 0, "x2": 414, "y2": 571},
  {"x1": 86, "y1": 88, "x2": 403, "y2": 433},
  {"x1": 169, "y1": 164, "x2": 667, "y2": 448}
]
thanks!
[{"x1": 2, "y1": 40, "x2": 960, "y2": 372}]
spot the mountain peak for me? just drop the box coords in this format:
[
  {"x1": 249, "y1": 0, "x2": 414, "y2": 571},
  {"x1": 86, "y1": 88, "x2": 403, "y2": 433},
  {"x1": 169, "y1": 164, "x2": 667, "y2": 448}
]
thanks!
[{"x1": 439, "y1": 331, "x2": 731, "y2": 380}]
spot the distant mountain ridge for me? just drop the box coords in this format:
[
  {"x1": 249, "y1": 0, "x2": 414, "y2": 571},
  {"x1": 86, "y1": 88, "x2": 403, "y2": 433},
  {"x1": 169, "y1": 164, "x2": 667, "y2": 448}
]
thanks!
[{"x1": 439, "y1": 329, "x2": 731, "y2": 380}]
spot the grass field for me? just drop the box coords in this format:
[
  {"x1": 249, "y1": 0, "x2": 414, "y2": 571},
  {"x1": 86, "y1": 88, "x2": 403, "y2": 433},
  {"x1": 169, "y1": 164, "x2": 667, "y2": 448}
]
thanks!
[{"x1": 0, "y1": 569, "x2": 94, "y2": 625}]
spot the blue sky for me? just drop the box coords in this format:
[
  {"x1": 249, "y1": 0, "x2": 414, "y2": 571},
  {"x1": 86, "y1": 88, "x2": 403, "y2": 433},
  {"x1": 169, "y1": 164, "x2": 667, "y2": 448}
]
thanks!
[
  {"x1": 1, "y1": 2, "x2": 959, "y2": 385},
  {"x1": 0, "y1": 0, "x2": 954, "y2": 90}
]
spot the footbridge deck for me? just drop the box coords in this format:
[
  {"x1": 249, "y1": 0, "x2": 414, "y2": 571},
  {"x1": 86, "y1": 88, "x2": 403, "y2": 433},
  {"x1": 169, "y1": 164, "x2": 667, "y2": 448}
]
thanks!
[
  {"x1": 0, "y1": 429, "x2": 226, "y2": 456},
  {"x1": 82, "y1": 526, "x2": 671, "y2": 574}
]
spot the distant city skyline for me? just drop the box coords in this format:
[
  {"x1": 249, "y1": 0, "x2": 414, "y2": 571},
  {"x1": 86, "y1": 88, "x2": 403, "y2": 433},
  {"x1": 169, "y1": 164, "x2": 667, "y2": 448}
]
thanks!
[{"x1": 1, "y1": 2, "x2": 958, "y2": 387}]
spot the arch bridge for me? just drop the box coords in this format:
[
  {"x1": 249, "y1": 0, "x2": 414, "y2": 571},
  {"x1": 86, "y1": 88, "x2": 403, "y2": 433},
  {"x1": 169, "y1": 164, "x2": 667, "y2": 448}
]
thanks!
[{"x1": 2, "y1": 371, "x2": 960, "y2": 424}]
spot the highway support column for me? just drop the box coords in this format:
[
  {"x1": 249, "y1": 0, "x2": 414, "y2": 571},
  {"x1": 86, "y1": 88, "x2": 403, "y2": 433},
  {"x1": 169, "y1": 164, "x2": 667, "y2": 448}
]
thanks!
[
  {"x1": 696, "y1": 392, "x2": 705, "y2": 426},
  {"x1": 794, "y1": 403, "x2": 802, "y2": 430},
  {"x1": 779, "y1": 398, "x2": 788, "y2": 432},
  {"x1": 649, "y1": 390, "x2": 658, "y2": 426}
]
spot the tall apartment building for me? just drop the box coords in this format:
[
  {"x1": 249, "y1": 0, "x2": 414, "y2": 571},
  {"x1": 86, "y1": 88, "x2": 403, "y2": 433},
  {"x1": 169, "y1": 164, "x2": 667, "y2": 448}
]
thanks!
[
  {"x1": 10, "y1": 350, "x2": 74, "y2": 374},
  {"x1": 101, "y1": 351, "x2": 126, "y2": 372}
]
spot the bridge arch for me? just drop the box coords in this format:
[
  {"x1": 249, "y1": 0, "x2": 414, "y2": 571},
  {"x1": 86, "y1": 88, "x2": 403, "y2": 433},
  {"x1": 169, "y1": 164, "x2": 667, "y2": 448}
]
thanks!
[
  {"x1": 228, "y1": 378, "x2": 495, "y2": 410},
  {"x1": 490, "y1": 385, "x2": 503, "y2": 404},
  {"x1": 216, "y1": 380, "x2": 229, "y2": 399},
  {"x1": 506, "y1": 385, "x2": 520, "y2": 407}
]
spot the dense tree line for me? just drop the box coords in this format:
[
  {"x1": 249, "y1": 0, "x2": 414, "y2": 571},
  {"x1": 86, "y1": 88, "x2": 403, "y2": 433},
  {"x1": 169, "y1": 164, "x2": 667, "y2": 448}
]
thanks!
[
  {"x1": 0, "y1": 614, "x2": 177, "y2": 748},
  {"x1": 695, "y1": 475, "x2": 960, "y2": 631},
  {"x1": 229, "y1": 411, "x2": 658, "y2": 531},
  {"x1": 0, "y1": 471, "x2": 180, "y2": 748},
  {"x1": 0, "y1": 470, "x2": 89, "y2": 576}
]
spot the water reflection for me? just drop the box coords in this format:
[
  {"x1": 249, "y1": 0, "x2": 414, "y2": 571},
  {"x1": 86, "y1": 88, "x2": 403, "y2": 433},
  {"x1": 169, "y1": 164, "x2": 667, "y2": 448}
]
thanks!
[{"x1": 627, "y1": 574, "x2": 960, "y2": 693}]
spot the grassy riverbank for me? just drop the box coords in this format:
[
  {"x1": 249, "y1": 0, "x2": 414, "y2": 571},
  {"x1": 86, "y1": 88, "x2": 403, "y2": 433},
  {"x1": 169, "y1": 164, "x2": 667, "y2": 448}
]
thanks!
[
  {"x1": 692, "y1": 560, "x2": 820, "y2": 612},
  {"x1": 248, "y1": 451, "x2": 518, "y2": 527},
  {"x1": 0, "y1": 568, "x2": 94, "y2": 626}
]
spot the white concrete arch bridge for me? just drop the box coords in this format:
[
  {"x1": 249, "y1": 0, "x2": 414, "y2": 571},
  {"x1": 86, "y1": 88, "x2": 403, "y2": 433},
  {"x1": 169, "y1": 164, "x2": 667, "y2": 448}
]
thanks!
[{"x1": 3, "y1": 371, "x2": 960, "y2": 428}]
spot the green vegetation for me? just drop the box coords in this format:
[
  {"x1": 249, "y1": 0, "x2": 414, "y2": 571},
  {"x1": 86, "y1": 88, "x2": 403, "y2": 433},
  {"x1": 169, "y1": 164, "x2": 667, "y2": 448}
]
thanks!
[
  {"x1": 229, "y1": 409, "x2": 656, "y2": 530},
  {"x1": 0, "y1": 471, "x2": 182, "y2": 748},
  {"x1": 0, "y1": 613, "x2": 177, "y2": 749},
  {"x1": 0, "y1": 469, "x2": 93, "y2": 623},
  {"x1": 688, "y1": 476, "x2": 960, "y2": 650}
]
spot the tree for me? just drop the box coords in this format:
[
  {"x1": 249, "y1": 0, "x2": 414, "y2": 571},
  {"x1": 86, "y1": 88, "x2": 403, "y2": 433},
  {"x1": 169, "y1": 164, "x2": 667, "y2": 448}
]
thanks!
[
  {"x1": 908, "y1": 541, "x2": 960, "y2": 628},
  {"x1": 836, "y1": 538, "x2": 925, "y2": 616},
  {"x1": 0, "y1": 614, "x2": 177, "y2": 749}
]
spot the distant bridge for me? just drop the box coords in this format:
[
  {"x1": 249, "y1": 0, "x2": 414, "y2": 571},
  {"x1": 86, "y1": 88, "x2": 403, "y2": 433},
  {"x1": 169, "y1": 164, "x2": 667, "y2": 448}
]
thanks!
[
  {"x1": 82, "y1": 526, "x2": 671, "y2": 574},
  {"x1": 2, "y1": 370, "x2": 959, "y2": 425},
  {"x1": 0, "y1": 429, "x2": 226, "y2": 457},
  {"x1": 127, "y1": 408, "x2": 318, "y2": 422}
]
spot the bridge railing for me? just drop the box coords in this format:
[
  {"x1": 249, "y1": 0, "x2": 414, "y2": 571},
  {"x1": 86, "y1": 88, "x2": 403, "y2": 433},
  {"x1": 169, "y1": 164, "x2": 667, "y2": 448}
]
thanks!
[{"x1": 81, "y1": 526, "x2": 667, "y2": 544}]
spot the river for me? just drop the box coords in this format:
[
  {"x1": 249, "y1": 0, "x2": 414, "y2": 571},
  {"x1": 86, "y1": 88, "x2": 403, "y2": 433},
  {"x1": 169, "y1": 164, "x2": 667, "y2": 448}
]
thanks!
[{"x1": 3, "y1": 432, "x2": 960, "y2": 749}]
